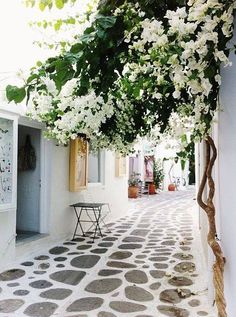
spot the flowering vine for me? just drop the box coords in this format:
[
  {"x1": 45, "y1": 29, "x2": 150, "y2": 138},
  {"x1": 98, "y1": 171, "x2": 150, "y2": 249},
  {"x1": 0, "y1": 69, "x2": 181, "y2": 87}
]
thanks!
[
  {"x1": 5, "y1": 0, "x2": 236, "y2": 315},
  {"x1": 6, "y1": 0, "x2": 236, "y2": 155}
]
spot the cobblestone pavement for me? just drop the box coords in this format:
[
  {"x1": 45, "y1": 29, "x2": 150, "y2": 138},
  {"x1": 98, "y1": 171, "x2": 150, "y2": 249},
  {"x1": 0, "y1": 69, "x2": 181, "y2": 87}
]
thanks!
[{"x1": 0, "y1": 190, "x2": 216, "y2": 317}]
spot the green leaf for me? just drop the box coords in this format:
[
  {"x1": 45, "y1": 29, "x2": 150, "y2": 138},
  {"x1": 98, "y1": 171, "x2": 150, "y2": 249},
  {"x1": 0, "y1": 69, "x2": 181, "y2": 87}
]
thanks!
[
  {"x1": 67, "y1": 17, "x2": 76, "y2": 24},
  {"x1": 39, "y1": 1, "x2": 46, "y2": 11},
  {"x1": 80, "y1": 33, "x2": 95, "y2": 43},
  {"x1": 27, "y1": 74, "x2": 38, "y2": 84},
  {"x1": 55, "y1": 0, "x2": 64, "y2": 9},
  {"x1": 96, "y1": 15, "x2": 117, "y2": 29},
  {"x1": 36, "y1": 61, "x2": 43, "y2": 67},
  {"x1": 65, "y1": 51, "x2": 83, "y2": 63},
  {"x1": 54, "y1": 19, "x2": 62, "y2": 31},
  {"x1": 70, "y1": 43, "x2": 84, "y2": 54},
  {"x1": 97, "y1": 28, "x2": 106, "y2": 39},
  {"x1": 53, "y1": 59, "x2": 75, "y2": 89},
  {"x1": 6, "y1": 85, "x2": 26, "y2": 104}
]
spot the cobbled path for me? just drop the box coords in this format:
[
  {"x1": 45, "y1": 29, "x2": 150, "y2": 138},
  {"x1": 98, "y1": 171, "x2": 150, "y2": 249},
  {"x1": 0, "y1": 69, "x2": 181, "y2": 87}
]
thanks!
[{"x1": 0, "y1": 190, "x2": 215, "y2": 317}]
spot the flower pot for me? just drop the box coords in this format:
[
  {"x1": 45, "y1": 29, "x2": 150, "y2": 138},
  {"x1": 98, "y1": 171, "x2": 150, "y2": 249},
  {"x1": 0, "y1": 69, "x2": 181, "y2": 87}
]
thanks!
[
  {"x1": 128, "y1": 186, "x2": 139, "y2": 198},
  {"x1": 168, "y1": 183, "x2": 176, "y2": 191},
  {"x1": 148, "y1": 183, "x2": 156, "y2": 195}
]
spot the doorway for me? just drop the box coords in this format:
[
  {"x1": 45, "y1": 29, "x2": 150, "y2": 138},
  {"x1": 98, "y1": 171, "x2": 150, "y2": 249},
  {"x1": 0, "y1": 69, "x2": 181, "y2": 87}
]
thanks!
[{"x1": 16, "y1": 125, "x2": 41, "y2": 241}]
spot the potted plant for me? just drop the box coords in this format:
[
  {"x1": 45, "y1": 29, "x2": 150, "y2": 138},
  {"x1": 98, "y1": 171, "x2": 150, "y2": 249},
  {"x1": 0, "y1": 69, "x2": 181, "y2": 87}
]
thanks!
[
  {"x1": 151, "y1": 159, "x2": 164, "y2": 194},
  {"x1": 168, "y1": 157, "x2": 178, "y2": 191},
  {"x1": 128, "y1": 172, "x2": 141, "y2": 198}
]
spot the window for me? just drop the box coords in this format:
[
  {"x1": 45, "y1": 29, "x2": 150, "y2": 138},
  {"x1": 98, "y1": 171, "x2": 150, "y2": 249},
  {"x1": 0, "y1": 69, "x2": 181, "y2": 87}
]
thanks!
[{"x1": 88, "y1": 150, "x2": 104, "y2": 184}]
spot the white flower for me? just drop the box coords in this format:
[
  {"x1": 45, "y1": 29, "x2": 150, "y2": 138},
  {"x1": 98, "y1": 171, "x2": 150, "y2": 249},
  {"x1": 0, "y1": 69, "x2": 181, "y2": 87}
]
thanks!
[
  {"x1": 59, "y1": 79, "x2": 78, "y2": 97},
  {"x1": 201, "y1": 78, "x2": 212, "y2": 97},
  {"x1": 215, "y1": 74, "x2": 221, "y2": 84},
  {"x1": 41, "y1": 77, "x2": 57, "y2": 96},
  {"x1": 173, "y1": 90, "x2": 181, "y2": 99}
]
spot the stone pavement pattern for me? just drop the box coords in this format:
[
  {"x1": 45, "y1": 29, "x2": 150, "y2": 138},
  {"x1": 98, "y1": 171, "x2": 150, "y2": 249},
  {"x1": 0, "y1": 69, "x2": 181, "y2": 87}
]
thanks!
[{"x1": 0, "y1": 190, "x2": 215, "y2": 317}]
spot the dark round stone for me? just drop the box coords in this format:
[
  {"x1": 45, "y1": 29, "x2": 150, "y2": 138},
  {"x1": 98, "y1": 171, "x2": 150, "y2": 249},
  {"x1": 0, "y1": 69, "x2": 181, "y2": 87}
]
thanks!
[
  {"x1": 29, "y1": 280, "x2": 53, "y2": 289},
  {"x1": 72, "y1": 237, "x2": 85, "y2": 242},
  {"x1": 77, "y1": 245, "x2": 92, "y2": 250},
  {"x1": 102, "y1": 237, "x2": 117, "y2": 241},
  {"x1": 157, "y1": 305, "x2": 190, "y2": 317},
  {"x1": 71, "y1": 255, "x2": 100, "y2": 269},
  {"x1": 91, "y1": 248, "x2": 108, "y2": 254},
  {"x1": 67, "y1": 297, "x2": 104, "y2": 312},
  {"x1": 136, "y1": 255, "x2": 147, "y2": 259},
  {"x1": 0, "y1": 269, "x2": 25, "y2": 281},
  {"x1": 98, "y1": 242, "x2": 113, "y2": 247},
  {"x1": 14, "y1": 290, "x2": 30, "y2": 296},
  {"x1": 54, "y1": 257, "x2": 67, "y2": 262},
  {"x1": 33, "y1": 271, "x2": 46, "y2": 275},
  {"x1": 98, "y1": 269, "x2": 122, "y2": 276},
  {"x1": 38, "y1": 263, "x2": 50, "y2": 270},
  {"x1": 40, "y1": 288, "x2": 72, "y2": 300},
  {"x1": 109, "y1": 301, "x2": 146, "y2": 313},
  {"x1": 150, "y1": 270, "x2": 165, "y2": 279},
  {"x1": 160, "y1": 289, "x2": 191, "y2": 304},
  {"x1": 67, "y1": 252, "x2": 82, "y2": 255},
  {"x1": 154, "y1": 263, "x2": 168, "y2": 269},
  {"x1": 173, "y1": 253, "x2": 193, "y2": 260},
  {"x1": 188, "y1": 299, "x2": 201, "y2": 307},
  {"x1": 149, "y1": 282, "x2": 161, "y2": 290},
  {"x1": 34, "y1": 255, "x2": 49, "y2": 260},
  {"x1": 24, "y1": 302, "x2": 58, "y2": 317},
  {"x1": 125, "y1": 286, "x2": 154, "y2": 302},
  {"x1": 130, "y1": 229, "x2": 149, "y2": 237},
  {"x1": 21, "y1": 262, "x2": 34, "y2": 267},
  {"x1": 50, "y1": 270, "x2": 86, "y2": 286},
  {"x1": 98, "y1": 311, "x2": 117, "y2": 317},
  {"x1": 125, "y1": 270, "x2": 148, "y2": 284},
  {"x1": 122, "y1": 237, "x2": 145, "y2": 243},
  {"x1": 49, "y1": 246, "x2": 69, "y2": 255},
  {"x1": 0, "y1": 299, "x2": 25, "y2": 313},
  {"x1": 107, "y1": 261, "x2": 136, "y2": 269},
  {"x1": 7, "y1": 282, "x2": 20, "y2": 287},
  {"x1": 85, "y1": 278, "x2": 122, "y2": 294},
  {"x1": 110, "y1": 251, "x2": 132, "y2": 260},
  {"x1": 168, "y1": 276, "x2": 193, "y2": 287},
  {"x1": 174, "y1": 262, "x2": 196, "y2": 273},
  {"x1": 63, "y1": 241, "x2": 76, "y2": 245},
  {"x1": 118, "y1": 244, "x2": 142, "y2": 250},
  {"x1": 149, "y1": 257, "x2": 168, "y2": 262}
]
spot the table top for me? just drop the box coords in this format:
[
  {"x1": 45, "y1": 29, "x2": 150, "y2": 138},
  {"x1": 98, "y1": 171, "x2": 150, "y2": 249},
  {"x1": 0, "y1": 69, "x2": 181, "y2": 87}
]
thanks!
[{"x1": 70, "y1": 202, "x2": 105, "y2": 208}]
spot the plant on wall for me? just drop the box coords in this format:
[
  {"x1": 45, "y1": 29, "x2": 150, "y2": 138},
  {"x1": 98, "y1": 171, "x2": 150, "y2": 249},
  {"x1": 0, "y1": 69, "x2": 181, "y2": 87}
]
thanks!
[{"x1": 6, "y1": 0, "x2": 236, "y2": 315}]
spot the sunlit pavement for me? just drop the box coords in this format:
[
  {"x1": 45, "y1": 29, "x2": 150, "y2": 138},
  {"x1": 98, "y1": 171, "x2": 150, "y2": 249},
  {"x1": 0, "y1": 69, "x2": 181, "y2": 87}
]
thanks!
[{"x1": 0, "y1": 189, "x2": 215, "y2": 317}]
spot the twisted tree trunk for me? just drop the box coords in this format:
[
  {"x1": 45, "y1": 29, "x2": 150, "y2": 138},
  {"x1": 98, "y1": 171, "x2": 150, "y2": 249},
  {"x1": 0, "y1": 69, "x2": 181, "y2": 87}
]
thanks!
[{"x1": 197, "y1": 136, "x2": 227, "y2": 317}]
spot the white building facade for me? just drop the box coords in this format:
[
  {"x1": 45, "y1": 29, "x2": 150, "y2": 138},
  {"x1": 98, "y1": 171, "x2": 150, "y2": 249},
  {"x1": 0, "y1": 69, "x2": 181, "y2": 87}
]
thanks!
[
  {"x1": 0, "y1": 103, "x2": 129, "y2": 271},
  {"x1": 196, "y1": 28, "x2": 236, "y2": 316}
]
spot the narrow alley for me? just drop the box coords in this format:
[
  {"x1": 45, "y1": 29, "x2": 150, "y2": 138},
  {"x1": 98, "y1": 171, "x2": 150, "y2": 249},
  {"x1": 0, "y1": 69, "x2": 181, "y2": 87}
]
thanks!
[{"x1": 0, "y1": 190, "x2": 215, "y2": 317}]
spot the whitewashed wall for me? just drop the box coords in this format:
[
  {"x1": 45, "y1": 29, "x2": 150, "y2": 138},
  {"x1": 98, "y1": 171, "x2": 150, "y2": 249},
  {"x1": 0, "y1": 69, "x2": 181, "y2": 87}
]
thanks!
[
  {"x1": 49, "y1": 145, "x2": 129, "y2": 238},
  {"x1": 0, "y1": 103, "x2": 129, "y2": 270},
  {"x1": 216, "y1": 34, "x2": 236, "y2": 316}
]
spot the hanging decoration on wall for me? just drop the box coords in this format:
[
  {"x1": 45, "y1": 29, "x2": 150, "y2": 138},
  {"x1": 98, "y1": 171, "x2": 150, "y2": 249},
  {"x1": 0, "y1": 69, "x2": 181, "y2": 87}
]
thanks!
[
  {"x1": 115, "y1": 153, "x2": 127, "y2": 177},
  {"x1": 0, "y1": 118, "x2": 13, "y2": 205},
  {"x1": 69, "y1": 137, "x2": 88, "y2": 191},
  {"x1": 144, "y1": 156, "x2": 154, "y2": 183},
  {"x1": 18, "y1": 135, "x2": 37, "y2": 171}
]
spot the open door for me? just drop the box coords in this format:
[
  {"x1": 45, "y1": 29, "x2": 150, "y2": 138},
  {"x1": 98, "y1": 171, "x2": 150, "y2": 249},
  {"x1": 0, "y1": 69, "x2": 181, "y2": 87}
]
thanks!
[{"x1": 16, "y1": 125, "x2": 41, "y2": 241}]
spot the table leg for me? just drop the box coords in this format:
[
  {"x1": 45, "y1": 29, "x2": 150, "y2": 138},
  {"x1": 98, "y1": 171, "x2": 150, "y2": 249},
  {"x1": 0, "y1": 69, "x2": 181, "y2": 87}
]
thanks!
[
  {"x1": 91, "y1": 207, "x2": 103, "y2": 242},
  {"x1": 78, "y1": 207, "x2": 86, "y2": 236},
  {"x1": 72, "y1": 207, "x2": 79, "y2": 239}
]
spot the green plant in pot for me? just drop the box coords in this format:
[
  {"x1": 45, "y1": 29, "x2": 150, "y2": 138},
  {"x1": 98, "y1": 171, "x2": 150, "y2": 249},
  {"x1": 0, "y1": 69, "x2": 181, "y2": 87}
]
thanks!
[
  {"x1": 153, "y1": 159, "x2": 164, "y2": 191},
  {"x1": 128, "y1": 172, "x2": 141, "y2": 199}
]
